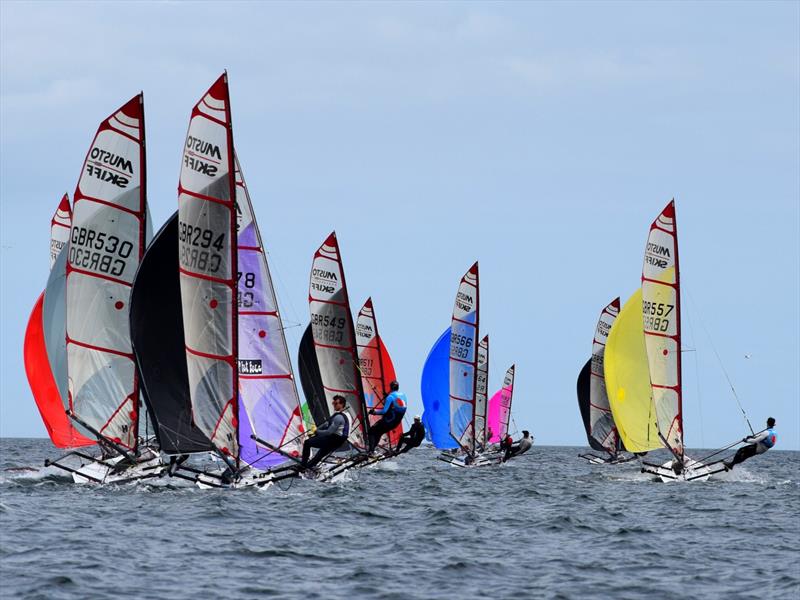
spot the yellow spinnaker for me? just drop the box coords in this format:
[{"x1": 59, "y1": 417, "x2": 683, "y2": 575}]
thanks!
[{"x1": 604, "y1": 289, "x2": 661, "y2": 453}]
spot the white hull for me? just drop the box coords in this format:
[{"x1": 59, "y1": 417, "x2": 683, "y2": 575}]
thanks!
[
  {"x1": 71, "y1": 447, "x2": 165, "y2": 484},
  {"x1": 642, "y1": 455, "x2": 723, "y2": 482}
]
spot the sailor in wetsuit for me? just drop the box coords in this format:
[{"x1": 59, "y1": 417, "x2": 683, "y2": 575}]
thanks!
[
  {"x1": 367, "y1": 380, "x2": 407, "y2": 453},
  {"x1": 502, "y1": 430, "x2": 532, "y2": 462},
  {"x1": 396, "y1": 416, "x2": 425, "y2": 454},
  {"x1": 300, "y1": 395, "x2": 350, "y2": 470},
  {"x1": 725, "y1": 418, "x2": 777, "y2": 470}
]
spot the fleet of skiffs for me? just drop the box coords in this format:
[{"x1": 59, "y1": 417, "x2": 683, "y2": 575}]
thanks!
[{"x1": 23, "y1": 73, "x2": 530, "y2": 488}]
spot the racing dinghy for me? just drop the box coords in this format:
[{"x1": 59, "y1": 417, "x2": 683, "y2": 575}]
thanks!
[
  {"x1": 44, "y1": 94, "x2": 166, "y2": 484},
  {"x1": 577, "y1": 298, "x2": 635, "y2": 465},
  {"x1": 176, "y1": 74, "x2": 304, "y2": 489},
  {"x1": 607, "y1": 201, "x2": 726, "y2": 481}
]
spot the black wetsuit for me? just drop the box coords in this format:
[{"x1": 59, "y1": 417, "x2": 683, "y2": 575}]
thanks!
[
  {"x1": 397, "y1": 421, "x2": 425, "y2": 454},
  {"x1": 503, "y1": 437, "x2": 532, "y2": 462},
  {"x1": 301, "y1": 412, "x2": 348, "y2": 469}
]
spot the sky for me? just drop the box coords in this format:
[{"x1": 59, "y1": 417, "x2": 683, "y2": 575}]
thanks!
[{"x1": 1, "y1": 1, "x2": 798, "y2": 450}]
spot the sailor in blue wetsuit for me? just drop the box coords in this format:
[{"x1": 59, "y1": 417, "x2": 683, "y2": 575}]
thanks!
[
  {"x1": 367, "y1": 380, "x2": 407, "y2": 453},
  {"x1": 725, "y1": 417, "x2": 777, "y2": 470},
  {"x1": 300, "y1": 395, "x2": 350, "y2": 470}
]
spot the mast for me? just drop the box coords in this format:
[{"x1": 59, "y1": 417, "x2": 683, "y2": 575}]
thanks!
[
  {"x1": 308, "y1": 232, "x2": 368, "y2": 448},
  {"x1": 65, "y1": 93, "x2": 148, "y2": 451},
  {"x1": 177, "y1": 73, "x2": 239, "y2": 465},
  {"x1": 589, "y1": 297, "x2": 622, "y2": 453},
  {"x1": 449, "y1": 262, "x2": 479, "y2": 455},
  {"x1": 234, "y1": 154, "x2": 304, "y2": 467},
  {"x1": 641, "y1": 199, "x2": 683, "y2": 458}
]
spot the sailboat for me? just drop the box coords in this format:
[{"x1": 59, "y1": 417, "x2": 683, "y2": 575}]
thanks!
[
  {"x1": 303, "y1": 232, "x2": 374, "y2": 480},
  {"x1": 356, "y1": 297, "x2": 403, "y2": 450},
  {"x1": 44, "y1": 94, "x2": 165, "y2": 483},
  {"x1": 486, "y1": 364, "x2": 515, "y2": 446},
  {"x1": 175, "y1": 74, "x2": 304, "y2": 489},
  {"x1": 25, "y1": 194, "x2": 95, "y2": 451},
  {"x1": 605, "y1": 200, "x2": 726, "y2": 481},
  {"x1": 576, "y1": 298, "x2": 635, "y2": 464}
]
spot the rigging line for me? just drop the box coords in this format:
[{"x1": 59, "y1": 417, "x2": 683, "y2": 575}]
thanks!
[
  {"x1": 685, "y1": 288, "x2": 754, "y2": 435},
  {"x1": 683, "y1": 298, "x2": 705, "y2": 448}
]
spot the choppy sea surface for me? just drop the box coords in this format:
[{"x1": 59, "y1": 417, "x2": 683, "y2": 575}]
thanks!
[{"x1": 0, "y1": 439, "x2": 798, "y2": 600}]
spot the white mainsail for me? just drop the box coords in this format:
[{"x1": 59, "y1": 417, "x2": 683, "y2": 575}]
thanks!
[
  {"x1": 178, "y1": 74, "x2": 238, "y2": 460},
  {"x1": 450, "y1": 262, "x2": 479, "y2": 453},
  {"x1": 474, "y1": 335, "x2": 489, "y2": 450},
  {"x1": 65, "y1": 94, "x2": 147, "y2": 450},
  {"x1": 50, "y1": 194, "x2": 71, "y2": 269},
  {"x1": 308, "y1": 232, "x2": 367, "y2": 449},
  {"x1": 641, "y1": 199, "x2": 683, "y2": 455},
  {"x1": 589, "y1": 297, "x2": 621, "y2": 453}
]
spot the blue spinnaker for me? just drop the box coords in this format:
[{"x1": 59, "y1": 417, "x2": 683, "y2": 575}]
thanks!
[{"x1": 421, "y1": 327, "x2": 458, "y2": 450}]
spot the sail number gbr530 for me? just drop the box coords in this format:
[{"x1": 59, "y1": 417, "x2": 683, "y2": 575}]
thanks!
[
  {"x1": 69, "y1": 226, "x2": 134, "y2": 277},
  {"x1": 642, "y1": 301, "x2": 675, "y2": 333},
  {"x1": 179, "y1": 221, "x2": 225, "y2": 274}
]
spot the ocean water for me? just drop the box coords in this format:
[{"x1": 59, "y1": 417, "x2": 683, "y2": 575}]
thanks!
[{"x1": 0, "y1": 439, "x2": 798, "y2": 600}]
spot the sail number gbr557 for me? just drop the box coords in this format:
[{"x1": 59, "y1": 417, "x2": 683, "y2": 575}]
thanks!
[{"x1": 642, "y1": 300, "x2": 675, "y2": 333}]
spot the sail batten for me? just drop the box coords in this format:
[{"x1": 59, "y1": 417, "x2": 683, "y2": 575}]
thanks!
[
  {"x1": 449, "y1": 262, "x2": 479, "y2": 454},
  {"x1": 65, "y1": 94, "x2": 147, "y2": 450}
]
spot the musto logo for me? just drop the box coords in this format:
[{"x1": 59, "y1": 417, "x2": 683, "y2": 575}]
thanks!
[
  {"x1": 85, "y1": 148, "x2": 134, "y2": 189},
  {"x1": 184, "y1": 136, "x2": 222, "y2": 177}
]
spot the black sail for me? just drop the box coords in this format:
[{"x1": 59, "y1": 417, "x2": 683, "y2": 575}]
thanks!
[
  {"x1": 576, "y1": 358, "x2": 607, "y2": 453},
  {"x1": 298, "y1": 324, "x2": 330, "y2": 427},
  {"x1": 130, "y1": 212, "x2": 212, "y2": 454}
]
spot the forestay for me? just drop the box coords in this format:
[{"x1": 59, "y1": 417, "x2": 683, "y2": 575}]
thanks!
[
  {"x1": 235, "y1": 156, "x2": 304, "y2": 467},
  {"x1": 474, "y1": 335, "x2": 489, "y2": 450},
  {"x1": 356, "y1": 298, "x2": 402, "y2": 447},
  {"x1": 589, "y1": 297, "x2": 621, "y2": 453},
  {"x1": 308, "y1": 232, "x2": 367, "y2": 448},
  {"x1": 177, "y1": 74, "x2": 238, "y2": 460},
  {"x1": 641, "y1": 200, "x2": 683, "y2": 456},
  {"x1": 65, "y1": 94, "x2": 147, "y2": 450},
  {"x1": 450, "y1": 262, "x2": 479, "y2": 454},
  {"x1": 605, "y1": 289, "x2": 660, "y2": 453}
]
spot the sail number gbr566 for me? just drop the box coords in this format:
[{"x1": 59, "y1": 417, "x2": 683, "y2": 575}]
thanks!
[
  {"x1": 178, "y1": 221, "x2": 225, "y2": 274},
  {"x1": 642, "y1": 300, "x2": 675, "y2": 333}
]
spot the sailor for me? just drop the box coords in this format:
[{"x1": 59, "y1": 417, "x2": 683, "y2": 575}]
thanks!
[
  {"x1": 499, "y1": 433, "x2": 514, "y2": 454},
  {"x1": 397, "y1": 415, "x2": 425, "y2": 454},
  {"x1": 502, "y1": 430, "x2": 532, "y2": 462},
  {"x1": 725, "y1": 418, "x2": 777, "y2": 470},
  {"x1": 300, "y1": 395, "x2": 350, "y2": 470},
  {"x1": 367, "y1": 380, "x2": 407, "y2": 453}
]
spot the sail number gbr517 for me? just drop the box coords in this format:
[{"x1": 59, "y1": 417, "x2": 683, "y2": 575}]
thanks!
[
  {"x1": 179, "y1": 221, "x2": 225, "y2": 274},
  {"x1": 642, "y1": 301, "x2": 674, "y2": 333}
]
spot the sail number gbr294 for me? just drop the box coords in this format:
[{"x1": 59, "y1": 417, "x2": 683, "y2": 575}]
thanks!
[
  {"x1": 642, "y1": 301, "x2": 674, "y2": 333},
  {"x1": 179, "y1": 221, "x2": 225, "y2": 274}
]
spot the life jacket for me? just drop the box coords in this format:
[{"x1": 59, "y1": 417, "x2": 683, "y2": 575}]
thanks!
[
  {"x1": 504, "y1": 435, "x2": 513, "y2": 447},
  {"x1": 383, "y1": 391, "x2": 408, "y2": 423},
  {"x1": 762, "y1": 428, "x2": 777, "y2": 448},
  {"x1": 331, "y1": 411, "x2": 350, "y2": 438}
]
